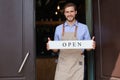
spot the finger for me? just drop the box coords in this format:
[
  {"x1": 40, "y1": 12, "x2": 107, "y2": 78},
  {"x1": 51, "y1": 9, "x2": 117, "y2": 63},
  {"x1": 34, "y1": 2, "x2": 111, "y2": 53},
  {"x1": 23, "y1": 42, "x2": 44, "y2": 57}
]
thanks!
[
  {"x1": 92, "y1": 43, "x2": 95, "y2": 49},
  {"x1": 48, "y1": 37, "x2": 51, "y2": 41},
  {"x1": 92, "y1": 36, "x2": 95, "y2": 41},
  {"x1": 46, "y1": 43, "x2": 50, "y2": 50},
  {"x1": 92, "y1": 40, "x2": 96, "y2": 49}
]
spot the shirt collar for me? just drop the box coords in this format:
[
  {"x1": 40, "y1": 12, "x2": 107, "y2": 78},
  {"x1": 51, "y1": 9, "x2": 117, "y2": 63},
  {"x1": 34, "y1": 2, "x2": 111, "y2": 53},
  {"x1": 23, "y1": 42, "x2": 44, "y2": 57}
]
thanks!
[{"x1": 64, "y1": 20, "x2": 78, "y2": 27}]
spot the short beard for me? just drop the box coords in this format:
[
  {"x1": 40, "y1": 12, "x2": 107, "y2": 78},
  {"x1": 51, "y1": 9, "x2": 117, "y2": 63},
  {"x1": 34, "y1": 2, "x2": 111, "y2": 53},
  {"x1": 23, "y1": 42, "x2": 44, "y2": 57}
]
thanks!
[{"x1": 67, "y1": 17, "x2": 75, "y2": 22}]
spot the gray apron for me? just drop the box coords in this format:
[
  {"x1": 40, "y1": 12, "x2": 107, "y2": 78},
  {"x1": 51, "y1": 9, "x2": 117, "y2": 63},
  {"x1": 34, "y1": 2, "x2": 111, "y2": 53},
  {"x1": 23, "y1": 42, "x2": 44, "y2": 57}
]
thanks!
[{"x1": 54, "y1": 24, "x2": 84, "y2": 80}]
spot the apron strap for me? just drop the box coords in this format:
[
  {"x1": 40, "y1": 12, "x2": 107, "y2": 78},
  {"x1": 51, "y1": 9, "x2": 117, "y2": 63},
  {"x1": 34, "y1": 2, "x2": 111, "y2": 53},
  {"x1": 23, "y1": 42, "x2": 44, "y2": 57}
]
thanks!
[
  {"x1": 74, "y1": 26, "x2": 78, "y2": 37},
  {"x1": 62, "y1": 24, "x2": 65, "y2": 36}
]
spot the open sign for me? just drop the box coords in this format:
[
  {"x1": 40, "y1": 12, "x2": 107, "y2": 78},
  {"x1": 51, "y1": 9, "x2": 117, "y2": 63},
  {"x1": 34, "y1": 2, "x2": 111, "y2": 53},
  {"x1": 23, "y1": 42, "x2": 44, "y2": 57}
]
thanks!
[{"x1": 48, "y1": 40, "x2": 93, "y2": 49}]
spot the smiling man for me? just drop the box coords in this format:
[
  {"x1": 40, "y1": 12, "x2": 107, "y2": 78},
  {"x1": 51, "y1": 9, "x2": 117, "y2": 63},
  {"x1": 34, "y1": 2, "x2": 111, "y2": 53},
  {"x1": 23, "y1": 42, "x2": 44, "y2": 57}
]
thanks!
[{"x1": 47, "y1": 2, "x2": 95, "y2": 80}]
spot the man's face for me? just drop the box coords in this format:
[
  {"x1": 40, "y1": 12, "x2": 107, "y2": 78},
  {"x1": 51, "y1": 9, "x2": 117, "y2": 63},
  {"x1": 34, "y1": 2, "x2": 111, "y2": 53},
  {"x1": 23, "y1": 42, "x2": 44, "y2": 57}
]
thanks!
[{"x1": 64, "y1": 6, "x2": 77, "y2": 22}]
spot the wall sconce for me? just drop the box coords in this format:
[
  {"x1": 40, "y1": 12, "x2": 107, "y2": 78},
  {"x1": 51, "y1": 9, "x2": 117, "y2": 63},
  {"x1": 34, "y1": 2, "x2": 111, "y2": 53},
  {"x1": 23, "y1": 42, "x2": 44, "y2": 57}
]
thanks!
[
  {"x1": 55, "y1": 11, "x2": 58, "y2": 15},
  {"x1": 57, "y1": 5, "x2": 60, "y2": 10}
]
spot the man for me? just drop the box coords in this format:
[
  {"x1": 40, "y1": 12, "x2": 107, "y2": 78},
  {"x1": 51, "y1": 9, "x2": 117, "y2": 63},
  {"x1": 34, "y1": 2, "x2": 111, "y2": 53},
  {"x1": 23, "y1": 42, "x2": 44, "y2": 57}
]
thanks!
[{"x1": 47, "y1": 2, "x2": 95, "y2": 80}]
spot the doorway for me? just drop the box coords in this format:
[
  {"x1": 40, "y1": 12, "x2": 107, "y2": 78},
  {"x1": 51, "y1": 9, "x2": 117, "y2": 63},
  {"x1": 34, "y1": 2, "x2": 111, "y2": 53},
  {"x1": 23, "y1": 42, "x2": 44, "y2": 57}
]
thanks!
[{"x1": 35, "y1": 0, "x2": 93, "y2": 80}]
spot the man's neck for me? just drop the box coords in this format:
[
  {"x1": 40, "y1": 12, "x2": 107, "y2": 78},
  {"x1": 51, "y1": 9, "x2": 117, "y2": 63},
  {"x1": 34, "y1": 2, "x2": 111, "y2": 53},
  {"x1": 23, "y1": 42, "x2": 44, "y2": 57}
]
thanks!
[{"x1": 67, "y1": 20, "x2": 76, "y2": 26}]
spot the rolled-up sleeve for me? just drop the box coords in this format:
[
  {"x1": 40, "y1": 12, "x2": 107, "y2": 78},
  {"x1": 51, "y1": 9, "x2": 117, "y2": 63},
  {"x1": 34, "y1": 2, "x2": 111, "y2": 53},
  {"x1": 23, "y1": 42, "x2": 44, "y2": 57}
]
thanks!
[
  {"x1": 54, "y1": 25, "x2": 62, "y2": 41},
  {"x1": 54, "y1": 28, "x2": 59, "y2": 41},
  {"x1": 83, "y1": 25, "x2": 91, "y2": 40}
]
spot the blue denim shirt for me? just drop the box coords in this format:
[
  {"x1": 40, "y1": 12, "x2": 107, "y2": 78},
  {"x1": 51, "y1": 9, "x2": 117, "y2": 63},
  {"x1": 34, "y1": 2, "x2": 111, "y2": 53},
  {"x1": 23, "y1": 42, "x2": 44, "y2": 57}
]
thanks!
[{"x1": 54, "y1": 21, "x2": 91, "y2": 41}]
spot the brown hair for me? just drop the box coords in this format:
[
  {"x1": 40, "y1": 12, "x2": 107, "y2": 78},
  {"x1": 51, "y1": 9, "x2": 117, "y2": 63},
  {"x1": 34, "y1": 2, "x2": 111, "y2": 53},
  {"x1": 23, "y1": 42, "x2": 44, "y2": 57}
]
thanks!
[{"x1": 63, "y1": 3, "x2": 77, "y2": 11}]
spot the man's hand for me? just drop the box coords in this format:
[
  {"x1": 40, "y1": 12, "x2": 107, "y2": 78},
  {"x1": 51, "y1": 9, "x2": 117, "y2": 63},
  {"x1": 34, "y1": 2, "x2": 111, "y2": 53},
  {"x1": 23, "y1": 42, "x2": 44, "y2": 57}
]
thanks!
[
  {"x1": 46, "y1": 37, "x2": 51, "y2": 50},
  {"x1": 92, "y1": 36, "x2": 96, "y2": 49},
  {"x1": 46, "y1": 37, "x2": 59, "y2": 53},
  {"x1": 86, "y1": 36, "x2": 96, "y2": 51}
]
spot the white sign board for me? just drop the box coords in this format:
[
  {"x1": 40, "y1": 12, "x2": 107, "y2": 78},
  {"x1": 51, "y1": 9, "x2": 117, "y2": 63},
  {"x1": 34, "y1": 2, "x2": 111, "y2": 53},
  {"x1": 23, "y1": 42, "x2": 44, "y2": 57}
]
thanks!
[{"x1": 48, "y1": 40, "x2": 93, "y2": 49}]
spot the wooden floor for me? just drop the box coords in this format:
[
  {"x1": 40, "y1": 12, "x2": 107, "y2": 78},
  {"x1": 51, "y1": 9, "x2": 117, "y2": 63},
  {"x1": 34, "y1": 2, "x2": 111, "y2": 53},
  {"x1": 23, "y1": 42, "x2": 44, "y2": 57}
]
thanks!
[{"x1": 36, "y1": 57, "x2": 57, "y2": 80}]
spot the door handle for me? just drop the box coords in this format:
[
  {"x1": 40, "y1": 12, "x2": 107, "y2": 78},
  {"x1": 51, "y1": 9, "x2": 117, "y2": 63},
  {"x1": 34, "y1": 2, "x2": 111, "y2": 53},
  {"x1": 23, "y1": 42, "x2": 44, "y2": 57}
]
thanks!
[{"x1": 18, "y1": 51, "x2": 30, "y2": 73}]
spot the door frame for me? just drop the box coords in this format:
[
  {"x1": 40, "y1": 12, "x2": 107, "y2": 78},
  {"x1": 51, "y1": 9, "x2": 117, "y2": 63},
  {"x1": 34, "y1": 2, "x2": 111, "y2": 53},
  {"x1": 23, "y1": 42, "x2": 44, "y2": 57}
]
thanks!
[{"x1": 86, "y1": 0, "x2": 95, "y2": 80}]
